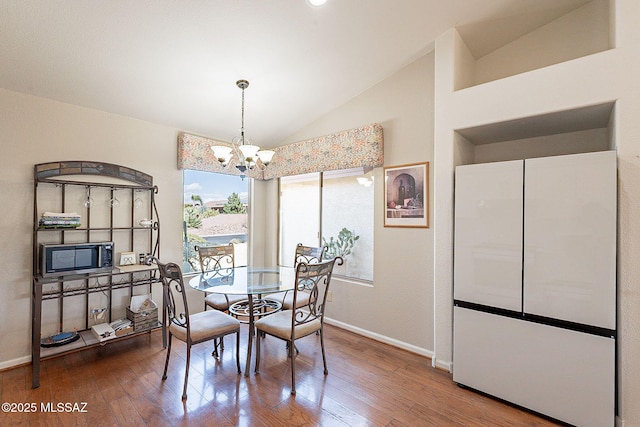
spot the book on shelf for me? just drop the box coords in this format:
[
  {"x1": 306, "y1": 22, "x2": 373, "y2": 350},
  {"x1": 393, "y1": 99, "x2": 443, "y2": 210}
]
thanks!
[
  {"x1": 110, "y1": 318, "x2": 134, "y2": 336},
  {"x1": 91, "y1": 323, "x2": 117, "y2": 342}
]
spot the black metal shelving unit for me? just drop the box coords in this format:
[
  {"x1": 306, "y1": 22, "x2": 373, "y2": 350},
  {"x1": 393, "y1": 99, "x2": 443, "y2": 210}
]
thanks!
[{"x1": 31, "y1": 161, "x2": 164, "y2": 389}]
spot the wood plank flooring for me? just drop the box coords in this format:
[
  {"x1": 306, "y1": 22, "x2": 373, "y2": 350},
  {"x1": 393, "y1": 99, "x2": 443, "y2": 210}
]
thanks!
[{"x1": 0, "y1": 324, "x2": 563, "y2": 426}]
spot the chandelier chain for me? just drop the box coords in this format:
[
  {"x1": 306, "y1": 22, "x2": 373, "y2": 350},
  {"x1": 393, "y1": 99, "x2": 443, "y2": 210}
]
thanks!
[
  {"x1": 210, "y1": 78, "x2": 275, "y2": 175},
  {"x1": 240, "y1": 83, "x2": 245, "y2": 143}
]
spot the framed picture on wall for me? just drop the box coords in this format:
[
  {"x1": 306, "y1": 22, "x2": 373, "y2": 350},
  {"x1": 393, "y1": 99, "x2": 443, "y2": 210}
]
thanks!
[{"x1": 384, "y1": 162, "x2": 429, "y2": 228}]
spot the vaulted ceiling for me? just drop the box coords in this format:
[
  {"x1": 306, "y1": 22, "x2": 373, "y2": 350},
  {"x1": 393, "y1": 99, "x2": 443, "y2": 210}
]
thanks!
[{"x1": 0, "y1": 0, "x2": 588, "y2": 146}]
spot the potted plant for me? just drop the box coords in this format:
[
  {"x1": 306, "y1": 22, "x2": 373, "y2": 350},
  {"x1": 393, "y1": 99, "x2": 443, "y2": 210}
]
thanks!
[{"x1": 322, "y1": 228, "x2": 360, "y2": 260}]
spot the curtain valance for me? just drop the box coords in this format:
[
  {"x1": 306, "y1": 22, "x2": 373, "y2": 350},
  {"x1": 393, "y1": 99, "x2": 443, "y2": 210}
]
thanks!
[{"x1": 177, "y1": 123, "x2": 384, "y2": 180}]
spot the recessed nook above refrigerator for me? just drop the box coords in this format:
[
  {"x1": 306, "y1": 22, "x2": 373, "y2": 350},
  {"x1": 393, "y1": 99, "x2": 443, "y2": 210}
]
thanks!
[{"x1": 453, "y1": 101, "x2": 615, "y2": 166}]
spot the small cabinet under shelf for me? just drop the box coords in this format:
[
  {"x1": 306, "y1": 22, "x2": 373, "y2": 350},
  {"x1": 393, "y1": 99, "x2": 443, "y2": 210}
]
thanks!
[{"x1": 31, "y1": 161, "x2": 165, "y2": 389}]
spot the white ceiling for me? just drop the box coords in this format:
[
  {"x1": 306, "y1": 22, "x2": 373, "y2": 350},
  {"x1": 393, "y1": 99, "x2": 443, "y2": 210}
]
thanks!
[{"x1": 0, "y1": 0, "x2": 588, "y2": 146}]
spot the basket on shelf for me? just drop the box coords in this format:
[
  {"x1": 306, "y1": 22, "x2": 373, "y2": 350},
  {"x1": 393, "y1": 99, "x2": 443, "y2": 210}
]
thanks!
[{"x1": 126, "y1": 300, "x2": 158, "y2": 331}]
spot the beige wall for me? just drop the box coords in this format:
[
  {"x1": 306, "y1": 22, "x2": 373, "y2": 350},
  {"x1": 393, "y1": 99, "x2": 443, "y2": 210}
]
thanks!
[
  {"x1": 473, "y1": 0, "x2": 611, "y2": 86},
  {"x1": 267, "y1": 53, "x2": 436, "y2": 354},
  {"x1": 0, "y1": 89, "x2": 185, "y2": 366}
]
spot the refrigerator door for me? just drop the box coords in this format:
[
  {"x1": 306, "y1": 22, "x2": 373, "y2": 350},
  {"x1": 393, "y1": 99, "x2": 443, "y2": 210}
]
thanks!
[
  {"x1": 453, "y1": 306, "x2": 615, "y2": 427},
  {"x1": 523, "y1": 151, "x2": 616, "y2": 329},
  {"x1": 454, "y1": 160, "x2": 523, "y2": 311}
]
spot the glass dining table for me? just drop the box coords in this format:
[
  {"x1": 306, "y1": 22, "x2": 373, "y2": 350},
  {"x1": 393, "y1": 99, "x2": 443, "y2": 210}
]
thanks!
[{"x1": 188, "y1": 266, "x2": 297, "y2": 376}]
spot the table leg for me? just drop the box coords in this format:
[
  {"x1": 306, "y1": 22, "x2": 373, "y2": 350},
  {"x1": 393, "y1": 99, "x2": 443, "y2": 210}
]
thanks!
[{"x1": 244, "y1": 294, "x2": 255, "y2": 377}]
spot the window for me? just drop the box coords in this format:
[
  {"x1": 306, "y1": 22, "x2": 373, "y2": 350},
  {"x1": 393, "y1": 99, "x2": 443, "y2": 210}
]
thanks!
[
  {"x1": 183, "y1": 170, "x2": 249, "y2": 272},
  {"x1": 279, "y1": 173, "x2": 320, "y2": 267},
  {"x1": 279, "y1": 168, "x2": 374, "y2": 281}
]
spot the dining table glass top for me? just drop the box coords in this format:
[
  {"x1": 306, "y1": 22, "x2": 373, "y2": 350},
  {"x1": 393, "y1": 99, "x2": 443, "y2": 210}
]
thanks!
[{"x1": 189, "y1": 266, "x2": 297, "y2": 295}]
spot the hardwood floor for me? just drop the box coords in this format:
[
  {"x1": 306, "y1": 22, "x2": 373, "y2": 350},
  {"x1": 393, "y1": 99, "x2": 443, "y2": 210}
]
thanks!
[{"x1": 1, "y1": 324, "x2": 563, "y2": 426}]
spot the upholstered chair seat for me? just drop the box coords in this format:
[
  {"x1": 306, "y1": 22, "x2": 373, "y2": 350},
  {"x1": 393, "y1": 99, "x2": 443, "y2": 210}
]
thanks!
[
  {"x1": 169, "y1": 309, "x2": 240, "y2": 343},
  {"x1": 255, "y1": 310, "x2": 321, "y2": 339},
  {"x1": 204, "y1": 293, "x2": 247, "y2": 311}
]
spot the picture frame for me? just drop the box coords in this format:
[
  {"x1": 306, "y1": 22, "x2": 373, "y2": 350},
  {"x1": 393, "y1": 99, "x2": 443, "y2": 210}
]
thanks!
[
  {"x1": 119, "y1": 251, "x2": 137, "y2": 266},
  {"x1": 384, "y1": 162, "x2": 429, "y2": 228}
]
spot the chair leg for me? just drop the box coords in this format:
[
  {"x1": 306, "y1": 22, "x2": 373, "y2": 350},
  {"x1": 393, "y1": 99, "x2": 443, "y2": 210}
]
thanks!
[
  {"x1": 212, "y1": 338, "x2": 220, "y2": 358},
  {"x1": 182, "y1": 343, "x2": 191, "y2": 400},
  {"x1": 285, "y1": 342, "x2": 299, "y2": 357},
  {"x1": 289, "y1": 339, "x2": 296, "y2": 395},
  {"x1": 319, "y1": 328, "x2": 328, "y2": 375},
  {"x1": 205, "y1": 304, "x2": 224, "y2": 355},
  {"x1": 255, "y1": 329, "x2": 261, "y2": 373},
  {"x1": 235, "y1": 331, "x2": 241, "y2": 374},
  {"x1": 245, "y1": 324, "x2": 254, "y2": 378},
  {"x1": 162, "y1": 334, "x2": 172, "y2": 380}
]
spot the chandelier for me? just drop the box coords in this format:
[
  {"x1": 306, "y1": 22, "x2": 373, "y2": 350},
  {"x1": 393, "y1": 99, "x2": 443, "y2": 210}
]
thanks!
[{"x1": 211, "y1": 79, "x2": 275, "y2": 174}]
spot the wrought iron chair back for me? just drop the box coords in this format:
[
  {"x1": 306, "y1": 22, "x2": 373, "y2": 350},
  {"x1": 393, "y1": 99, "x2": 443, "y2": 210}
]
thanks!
[
  {"x1": 294, "y1": 243, "x2": 327, "y2": 266},
  {"x1": 267, "y1": 243, "x2": 329, "y2": 311},
  {"x1": 291, "y1": 257, "x2": 342, "y2": 336},
  {"x1": 197, "y1": 243, "x2": 244, "y2": 311},
  {"x1": 157, "y1": 261, "x2": 190, "y2": 332},
  {"x1": 197, "y1": 244, "x2": 235, "y2": 272}
]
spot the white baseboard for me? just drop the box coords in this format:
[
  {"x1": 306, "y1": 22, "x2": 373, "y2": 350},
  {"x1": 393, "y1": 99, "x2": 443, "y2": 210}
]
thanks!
[
  {"x1": 4, "y1": 320, "x2": 451, "y2": 374},
  {"x1": 432, "y1": 357, "x2": 452, "y2": 372},
  {"x1": 324, "y1": 317, "x2": 451, "y2": 371},
  {"x1": 0, "y1": 355, "x2": 31, "y2": 371}
]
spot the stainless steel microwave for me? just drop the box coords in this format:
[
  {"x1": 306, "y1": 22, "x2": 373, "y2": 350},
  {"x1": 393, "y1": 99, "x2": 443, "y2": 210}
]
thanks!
[{"x1": 39, "y1": 242, "x2": 113, "y2": 277}]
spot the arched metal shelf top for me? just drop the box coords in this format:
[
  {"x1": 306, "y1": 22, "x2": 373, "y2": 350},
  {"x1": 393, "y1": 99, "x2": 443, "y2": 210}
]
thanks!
[{"x1": 35, "y1": 161, "x2": 153, "y2": 187}]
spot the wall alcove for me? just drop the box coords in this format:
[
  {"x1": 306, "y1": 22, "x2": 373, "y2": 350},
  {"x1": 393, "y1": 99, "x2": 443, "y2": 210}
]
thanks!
[
  {"x1": 453, "y1": 102, "x2": 615, "y2": 166},
  {"x1": 454, "y1": 0, "x2": 612, "y2": 90}
]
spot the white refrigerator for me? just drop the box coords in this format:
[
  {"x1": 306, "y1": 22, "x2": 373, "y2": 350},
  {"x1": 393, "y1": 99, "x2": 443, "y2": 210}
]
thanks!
[{"x1": 453, "y1": 151, "x2": 616, "y2": 427}]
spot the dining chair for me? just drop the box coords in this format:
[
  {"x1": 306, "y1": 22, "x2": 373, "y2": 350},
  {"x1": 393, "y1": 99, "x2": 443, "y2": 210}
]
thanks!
[
  {"x1": 197, "y1": 244, "x2": 248, "y2": 312},
  {"x1": 254, "y1": 256, "x2": 343, "y2": 395},
  {"x1": 269, "y1": 243, "x2": 328, "y2": 310},
  {"x1": 157, "y1": 260, "x2": 241, "y2": 400},
  {"x1": 198, "y1": 244, "x2": 249, "y2": 351}
]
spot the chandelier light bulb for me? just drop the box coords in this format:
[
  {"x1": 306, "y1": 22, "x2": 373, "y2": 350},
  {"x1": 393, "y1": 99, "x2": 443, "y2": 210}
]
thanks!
[
  {"x1": 257, "y1": 150, "x2": 275, "y2": 165},
  {"x1": 211, "y1": 146, "x2": 233, "y2": 166},
  {"x1": 239, "y1": 144, "x2": 260, "y2": 168}
]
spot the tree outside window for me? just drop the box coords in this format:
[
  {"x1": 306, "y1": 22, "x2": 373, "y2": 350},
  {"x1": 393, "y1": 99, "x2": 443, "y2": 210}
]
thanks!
[{"x1": 183, "y1": 170, "x2": 249, "y2": 272}]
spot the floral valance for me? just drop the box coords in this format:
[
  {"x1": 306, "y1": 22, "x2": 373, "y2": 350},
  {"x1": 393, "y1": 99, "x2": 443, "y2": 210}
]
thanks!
[
  {"x1": 177, "y1": 134, "x2": 263, "y2": 179},
  {"x1": 177, "y1": 123, "x2": 384, "y2": 180}
]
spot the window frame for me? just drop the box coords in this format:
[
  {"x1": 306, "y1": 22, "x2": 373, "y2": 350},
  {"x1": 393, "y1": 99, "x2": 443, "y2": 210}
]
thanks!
[
  {"x1": 278, "y1": 168, "x2": 374, "y2": 283},
  {"x1": 182, "y1": 169, "x2": 251, "y2": 274}
]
